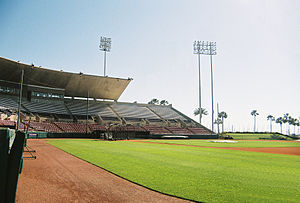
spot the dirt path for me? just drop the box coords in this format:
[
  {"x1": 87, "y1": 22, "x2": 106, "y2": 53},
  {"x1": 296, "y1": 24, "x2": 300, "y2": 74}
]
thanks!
[
  {"x1": 131, "y1": 140, "x2": 300, "y2": 156},
  {"x1": 16, "y1": 139, "x2": 190, "y2": 203},
  {"x1": 227, "y1": 147, "x2": 300, "y2": 156},
  {"x1": 239, "y1": 140, "x2": 300, "y2": 143}
]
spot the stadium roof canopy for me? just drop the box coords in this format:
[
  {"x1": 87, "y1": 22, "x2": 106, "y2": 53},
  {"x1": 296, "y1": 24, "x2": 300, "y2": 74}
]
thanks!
[{"x1": 0, "y1": 57, "x2": 131, "y2": 100}]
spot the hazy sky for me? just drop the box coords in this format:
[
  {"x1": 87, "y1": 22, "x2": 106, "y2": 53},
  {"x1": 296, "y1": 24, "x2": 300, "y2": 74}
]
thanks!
[{"x1": 0, "y1": 0, "x2": 299, "y2": 133}]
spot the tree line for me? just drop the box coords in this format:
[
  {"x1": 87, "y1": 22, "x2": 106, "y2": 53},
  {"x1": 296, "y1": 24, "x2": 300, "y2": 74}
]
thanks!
[
  {"x1": 148, "y1": 98, "x2": 169, "y2": 105},
  {"x1": 148, "y1": 99, "x2": 299, "y2": 135},
  {"x1": 193, "y1": 108, "x2": 299, "y2": 135},
  {"x1": 251, "y1": 110, "x2": 299, "y2": 135}
]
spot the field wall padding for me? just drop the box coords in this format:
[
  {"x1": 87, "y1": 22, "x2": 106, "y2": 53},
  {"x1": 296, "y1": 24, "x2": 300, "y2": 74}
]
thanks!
[{"x1": 0, "y1": 128, "x2": 25, "y2": 203}]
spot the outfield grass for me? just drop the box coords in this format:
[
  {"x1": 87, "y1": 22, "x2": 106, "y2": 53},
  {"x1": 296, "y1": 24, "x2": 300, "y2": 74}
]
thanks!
[
  {"x1": 226, "y1": 133, "x2": 292, "y2": 140},
  {"x1": 48, "y1": 139, "x2": 300, "y2": 203},
  {"x1": 143, "y1": 139, "x2": 300, "y2": 148}
]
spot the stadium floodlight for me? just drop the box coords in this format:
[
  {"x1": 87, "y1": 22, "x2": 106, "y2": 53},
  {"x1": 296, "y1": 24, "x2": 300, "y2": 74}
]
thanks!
[
  {"x1": 193, "y1": 41, "x2": 217, "y2": 55},
  {"x1": 99, "y1": 36, "x2": 112, "y2": 76},
  {"x1": 193, "y1": 41, "x2": 217, "y2": 132}
]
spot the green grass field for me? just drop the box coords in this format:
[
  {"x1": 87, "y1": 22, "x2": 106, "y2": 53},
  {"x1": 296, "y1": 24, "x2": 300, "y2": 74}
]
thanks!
[
  {"x1": 225, "y1": 133, "x2": 292, "y2": 140},
  {"x1": 48, "y1": 139, "x2": 300, "y2": 203}
]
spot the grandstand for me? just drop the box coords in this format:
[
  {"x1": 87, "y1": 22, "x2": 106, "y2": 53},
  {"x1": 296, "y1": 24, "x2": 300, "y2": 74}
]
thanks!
[{"x1": 0, "y1": 57, "x2": 215, "y2": 138}]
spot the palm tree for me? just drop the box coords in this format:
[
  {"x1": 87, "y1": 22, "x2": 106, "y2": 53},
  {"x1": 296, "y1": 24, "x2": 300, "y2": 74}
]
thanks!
[
  {"x1": 148, "y1": 98, "x2": 159, "y2": 105},
  {"x1": 292, "y1": 118, "x2": 298, "y2": 135},
  {"x1": 283, "y1": 113, "x2": 290, "y2": 135},
  {"x1": 194, "y1": 107, "x2": 208, "y2": 123},
  {"x1": 251, "y1": 110, "x2": 259, "y2": 132},
  {"x1": 296, "y1": 119, "x2": 300, "y2": 135},
  {"x1": 267, "y1": 115, "x2": 275, "y2": 132},
  {"x1": 160, "y1": 100, "x2": 169, "y2": 105},
  {"x1": 218, "y1": 111, "x2": 228, "y2": 133},
  {"x1": 276, "y1": 117, "x2": 283, "y2": 134},
  {"x1": 288, "y1": 117, "x2": 296, "y2": 135},
  {"x1": 214, "y1": 118, "x2": 222, "y2": 134}
]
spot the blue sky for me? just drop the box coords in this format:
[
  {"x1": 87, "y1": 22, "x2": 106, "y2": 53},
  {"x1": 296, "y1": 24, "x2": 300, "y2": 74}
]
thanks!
[{"x1": 0, "y1": 0, "x2": 299, "y2": 133}]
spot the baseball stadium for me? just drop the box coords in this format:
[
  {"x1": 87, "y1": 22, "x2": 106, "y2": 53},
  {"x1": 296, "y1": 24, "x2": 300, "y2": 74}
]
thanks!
[{"x1": 1, "y1": 56, "x2": 300, "y2": 202}]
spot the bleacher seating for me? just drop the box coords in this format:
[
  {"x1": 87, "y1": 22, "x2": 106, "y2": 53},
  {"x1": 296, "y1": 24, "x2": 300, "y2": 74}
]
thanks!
[
  {"x1": 188, "y1": 127, "x2": 211, "y2": 135},
  {"x1": 148, "y1": 105, "x2": 186, "y2": 120},
  {"x1": 112, "y1": 103, "x2": 160, "y2": 120},
  {"x1": 0, "y1": 119, "x2": 15, "y2": 127},
  {"x1": 88, "y1": 123, "x2": 107, "y2": 131},
  {"x1": 22, "y1": 99, "x2": 68, "y2": 115},
  {"x1": 26, "y1": 121, "x2": 61, "y2": 132},
  {"x1": 0, "y1": 118, "x2": 212, "y2": 136},
  {"x1": 65, "y1": 99, "x2": 118, "y2": 119},
  {"x1": 123, "y1": 125, "x2": 146, "y2": 132},
  {"x1": 0, "y1": 94, "x2": 214, "y2": 136},
  {"x1": 109, "y1": 125, "x2": 146, "y2": 132},
  {"x1": 54, "y1": 122, "x2": 86, "y2": 133},
  {"x1": 72, "y1": 123, "x2": 87, "y2": 133},
  {"x1": 165, "y1": 126, "x2": 193, "y2": 135},
  {"x1": 143, "y1": 125, "x2": 171, "y2": 135},
  {"x1": 0, "y1": 96, "x2": 21, "y2": 110}
]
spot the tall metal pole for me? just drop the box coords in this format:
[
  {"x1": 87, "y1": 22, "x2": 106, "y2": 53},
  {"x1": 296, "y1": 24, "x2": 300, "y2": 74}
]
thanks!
[
  {"x1": 16, "y1": 69, "x2": 24, "y2": 131},
  {"x1": 194, "y1": 40, "x2": 216, "y2": 130},
  {"x1": 210, "y1": 48, "x2": 214, "y2": 132},
  {"x1": 86, "y1": 91, "x2": 89, "y2": 134},
  {"x1": 103, "y1": 51, "x2": 107, "y2": 76},
  {"x1": 254, "y1": 116, "x2": 256, "y2": 132},
  {"x1": 217, "y1": 103, "x2": 220, "y2": 134},
  {"x1": 100, "y1": 36, "x2": 111, "y2": 77},
  {"x1": 198, "y1": 53, "x2": 202, "y2": 124}
]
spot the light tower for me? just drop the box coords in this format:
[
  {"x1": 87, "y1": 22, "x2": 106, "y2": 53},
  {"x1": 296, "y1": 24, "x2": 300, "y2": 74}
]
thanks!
[
  {"x1": 99, "y1": 36, "x2": 111, "y2": 76},
  {"x1": 193, "y1": 41, "x2": 203, "y2": 124},
  {"x1": 193, "y1": 41, "x2": 217, "y2": 132}
]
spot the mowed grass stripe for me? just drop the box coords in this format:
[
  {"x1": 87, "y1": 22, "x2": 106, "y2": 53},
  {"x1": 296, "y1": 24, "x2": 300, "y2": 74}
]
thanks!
[
  {"x1": 48, "y1": 139, "x2": 300, "y2": 203},
  {"x1": 142, "y1": 139, "x2": 300, "y2": 148}
]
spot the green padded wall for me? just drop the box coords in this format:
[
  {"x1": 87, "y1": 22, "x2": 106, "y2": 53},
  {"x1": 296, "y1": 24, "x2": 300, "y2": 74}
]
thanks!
[
  {"x1": 5, "y1": 131, "x2": 25, "y2": 203},
  {"x1": 0, "y1": 128, "x2": 24, "y2": 203},
  {"x1": 0, "y1": 128, "x2": 11, "y2": 202}
]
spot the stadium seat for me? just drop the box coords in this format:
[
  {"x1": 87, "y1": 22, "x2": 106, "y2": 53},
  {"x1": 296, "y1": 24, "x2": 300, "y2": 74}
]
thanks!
[
  {"x1": 165, "y1": 126, "x2": 193, "y2": 135},
  {"x1": 143, "y1": 125, "x2": 171, "y2": 135}
]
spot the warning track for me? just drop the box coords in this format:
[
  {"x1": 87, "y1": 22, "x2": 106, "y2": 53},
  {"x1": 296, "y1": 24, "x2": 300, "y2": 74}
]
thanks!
[{"x1": 16, "y1": 139, "x2": 190, "y2": 203}]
